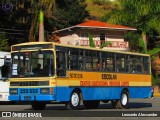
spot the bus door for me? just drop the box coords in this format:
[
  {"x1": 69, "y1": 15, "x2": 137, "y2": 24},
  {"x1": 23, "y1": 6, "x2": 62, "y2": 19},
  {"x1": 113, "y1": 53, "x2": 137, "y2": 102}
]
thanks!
[{"x1": 56, "y1": 50, "x2": 67, "y2": 77}]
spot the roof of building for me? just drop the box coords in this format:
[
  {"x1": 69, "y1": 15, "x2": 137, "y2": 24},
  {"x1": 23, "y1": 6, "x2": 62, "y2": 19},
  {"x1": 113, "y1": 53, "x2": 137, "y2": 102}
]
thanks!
[
  {"x1": 52, "y1": 20, "x2": 137, "y2": 33},
  {"x1": 76, "y1": 20, "x2": 136, "y2": 30}
]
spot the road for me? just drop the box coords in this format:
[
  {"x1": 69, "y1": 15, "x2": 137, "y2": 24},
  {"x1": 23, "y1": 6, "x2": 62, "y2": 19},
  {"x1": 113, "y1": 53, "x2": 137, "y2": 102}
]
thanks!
[{"x1": 0, "y1": 97, "x2": 160, "y2": 120}]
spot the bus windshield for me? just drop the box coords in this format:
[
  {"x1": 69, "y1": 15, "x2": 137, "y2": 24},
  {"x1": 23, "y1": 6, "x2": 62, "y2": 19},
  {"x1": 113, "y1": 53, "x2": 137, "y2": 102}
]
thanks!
[{"x1": 11, "y1": 50, "x2": 54, "y2": 78}]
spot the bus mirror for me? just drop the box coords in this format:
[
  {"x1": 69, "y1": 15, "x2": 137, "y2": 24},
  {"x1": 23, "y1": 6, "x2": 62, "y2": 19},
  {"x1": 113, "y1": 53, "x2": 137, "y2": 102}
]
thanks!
[{"x1": 1, "y1": 64, "x2": 10, "y2": 81}]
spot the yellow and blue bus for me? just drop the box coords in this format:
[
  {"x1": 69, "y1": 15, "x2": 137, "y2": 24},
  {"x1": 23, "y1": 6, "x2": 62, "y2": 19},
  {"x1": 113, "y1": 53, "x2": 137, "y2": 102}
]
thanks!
[{"x1": 9, "y1": 42, "x2": 152, "y2": 110}]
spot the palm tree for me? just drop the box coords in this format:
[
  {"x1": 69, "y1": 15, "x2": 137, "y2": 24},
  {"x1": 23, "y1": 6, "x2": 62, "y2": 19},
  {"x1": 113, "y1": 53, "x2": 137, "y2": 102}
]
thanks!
[
  {"x1": 139, "y1": 38, "x2": 160, "y2": 86},
  {"x1": 29, "y1": 0, "x2": 55, "y2": 42},
  {"x1": 102, "y1": 0, "x2": 160, "y2": 51}
]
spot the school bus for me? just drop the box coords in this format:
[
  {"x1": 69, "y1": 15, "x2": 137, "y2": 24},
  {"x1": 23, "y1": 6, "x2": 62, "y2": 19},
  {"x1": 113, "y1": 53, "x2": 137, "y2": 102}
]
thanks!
[{"x1": 9, "y1": 42, "x2": 152, "y2": 110}]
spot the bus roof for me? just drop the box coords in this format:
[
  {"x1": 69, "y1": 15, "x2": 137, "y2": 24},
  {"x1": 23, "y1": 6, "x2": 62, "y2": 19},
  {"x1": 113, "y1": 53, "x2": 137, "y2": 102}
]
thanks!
[{"x1": 11, "y1": 42, "x2": 150, "y2": 57}]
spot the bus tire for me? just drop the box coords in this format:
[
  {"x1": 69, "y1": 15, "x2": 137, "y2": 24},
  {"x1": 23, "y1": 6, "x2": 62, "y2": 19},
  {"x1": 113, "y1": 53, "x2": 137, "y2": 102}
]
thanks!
[
  {"x1": 117, "y1": 90, "x2": 129, "y2": 109},
  {"x1": 83, "y1": 100, "x2": 100, "y2": 109},
  {"x1": 31, "y1": 101, "x2": 46, "y2": 110},
  {"x1": 66, "y1": 91, "x2": 81, "y2": 110}
]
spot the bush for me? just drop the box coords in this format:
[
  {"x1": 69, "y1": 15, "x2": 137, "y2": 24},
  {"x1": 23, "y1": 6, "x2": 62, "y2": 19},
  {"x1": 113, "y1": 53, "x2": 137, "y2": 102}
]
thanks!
[
  {"x1": 152, "y1": 74, "x2": 160, "y2": 86},
  {"x1": 0, "y1": 32, "x2": 9, "y2": 51}
]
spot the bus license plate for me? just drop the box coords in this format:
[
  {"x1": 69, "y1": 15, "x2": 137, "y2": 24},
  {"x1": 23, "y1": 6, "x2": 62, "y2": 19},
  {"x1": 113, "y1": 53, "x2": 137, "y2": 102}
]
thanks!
[{"x1": 24, "y1": 96, "x2": 31, "y2": 101}]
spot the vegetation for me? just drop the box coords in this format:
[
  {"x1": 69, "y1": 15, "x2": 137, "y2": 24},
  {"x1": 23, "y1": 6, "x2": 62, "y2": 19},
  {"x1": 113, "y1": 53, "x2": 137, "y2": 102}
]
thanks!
[
  {"x1": 0, "y1": 32, "x2": 9, "y2": 51},
  {"x1": 88, "y1": 33, "x2": 112, "y2": 49},
  {"x1": 101, "y1": 0, "x2": 160, "y2": 86},
  {"x1": 0, "y1": 0, "x2": 89, "y2": 44},
  {"x1": 86, "y1": 0, "x2": 120, "y2": 19},
  {"x1": 101, "y1": 0, "x2": 160, "y2": 52},
  {"x1": 139, "y1": 37, "x2": 160, "y2": 86},
  {"x1": 53, "y1": 0, "x2": 89, "y2": 29},
  {"x1": 0, "y1": 0, "x2": 160, "y2": 85}
]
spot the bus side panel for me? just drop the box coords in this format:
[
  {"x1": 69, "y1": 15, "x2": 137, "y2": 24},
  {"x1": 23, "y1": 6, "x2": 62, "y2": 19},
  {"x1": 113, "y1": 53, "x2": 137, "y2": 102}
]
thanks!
[
  {"x1": 129, "y1": 87, "x2": 151, "y2": 98},
  {"x1": 81, "y1": 87, "x2": 122, "y2": 100},
  {"x1": 55, "y1": 87, "x2": 74, "y2": 101},
  {"x1": 55, "y1": 87, "x2": 122, "y2": 101},
  {"x1": 81, "y1": 87, "x2": 151, "y2": 100},
  {"x1": 55, "y1": 86, "x2": 152, "y2": 101}
]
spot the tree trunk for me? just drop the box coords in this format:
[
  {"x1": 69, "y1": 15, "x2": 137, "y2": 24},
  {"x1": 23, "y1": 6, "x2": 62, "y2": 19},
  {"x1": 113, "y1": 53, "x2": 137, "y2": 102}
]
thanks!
[
  {"x1": 28, "y1": 13, "x2": 38, "y2": 42},
  {"x1": 142, "y1": 31, "x2": 147, "y2": 50}
]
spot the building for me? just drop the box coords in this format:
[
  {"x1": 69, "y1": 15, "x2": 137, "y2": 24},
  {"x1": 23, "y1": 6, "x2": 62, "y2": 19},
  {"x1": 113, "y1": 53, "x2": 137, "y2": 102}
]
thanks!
[{"x1": 52, "y1": 20, "x2": 136, "y2": 51}]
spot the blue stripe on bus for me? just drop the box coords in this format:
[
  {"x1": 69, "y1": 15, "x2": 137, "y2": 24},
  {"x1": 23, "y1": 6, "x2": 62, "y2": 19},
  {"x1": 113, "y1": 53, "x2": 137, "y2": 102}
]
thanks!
[
  {"x1": 56, "y1": 86, "x2": 152, "y2": 101},
  {"x1": 9, "y1": 86, "x2": 151, "y2": 102},
  {"x1": 9, "y1": 95, "x2": 56, "y2": 101}
]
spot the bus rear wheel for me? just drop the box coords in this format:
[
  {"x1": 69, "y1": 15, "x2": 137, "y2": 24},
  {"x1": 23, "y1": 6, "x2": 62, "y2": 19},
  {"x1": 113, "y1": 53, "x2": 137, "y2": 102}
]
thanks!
[
  {"x1": 83, "y1": 100, "x2": 100, "y2": 109},
  {"x1": 66, "y1": 91, "x2": 81, "y2": 110},
  {"x1": 31, "y1": 101, "x2": 46, "y2": 110},
  {"x1": 117, "y1": 90, "x2": 129, "y2": 109}
]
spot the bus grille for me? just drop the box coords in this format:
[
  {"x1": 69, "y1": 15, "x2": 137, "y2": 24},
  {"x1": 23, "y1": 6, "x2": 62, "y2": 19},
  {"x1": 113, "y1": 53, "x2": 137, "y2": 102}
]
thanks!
[{"x1": 20, "y1": 89, "x2": 38, "y2": 94}]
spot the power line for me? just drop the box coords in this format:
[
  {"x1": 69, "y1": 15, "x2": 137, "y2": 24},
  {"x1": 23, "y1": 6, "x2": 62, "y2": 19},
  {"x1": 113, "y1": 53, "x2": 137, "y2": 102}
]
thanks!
[
  {"x1": 0, "y1": 28, "x2": 28, "y2": 32},
  {"x1": 0, "y1": 32, "x2": 28, "y2": 35}
]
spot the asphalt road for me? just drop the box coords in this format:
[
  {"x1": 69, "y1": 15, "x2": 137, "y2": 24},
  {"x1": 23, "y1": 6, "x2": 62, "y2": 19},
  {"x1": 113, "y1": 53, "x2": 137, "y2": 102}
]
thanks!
[{"x1": 0, "y1": 97, "x2": 160, "y2": 120}]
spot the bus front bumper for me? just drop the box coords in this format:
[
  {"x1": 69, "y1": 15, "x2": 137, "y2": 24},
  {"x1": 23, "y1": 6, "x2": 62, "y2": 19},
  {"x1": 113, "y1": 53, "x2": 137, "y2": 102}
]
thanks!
[{"x1": 9, "y1": 95, "x2": 56, "y2": 101}]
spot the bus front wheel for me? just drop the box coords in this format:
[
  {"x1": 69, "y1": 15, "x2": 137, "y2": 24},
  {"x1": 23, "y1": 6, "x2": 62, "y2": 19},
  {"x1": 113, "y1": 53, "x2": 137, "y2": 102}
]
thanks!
[
  {"x1": 66, "y1": 91, "x2": 81, "y2": 110},
  {"x1": 117, "y1": 90, "x2": 129, "y2": 109},
  {"x1": 31, "y1": 101, "x2": 46, "y2": 110}
]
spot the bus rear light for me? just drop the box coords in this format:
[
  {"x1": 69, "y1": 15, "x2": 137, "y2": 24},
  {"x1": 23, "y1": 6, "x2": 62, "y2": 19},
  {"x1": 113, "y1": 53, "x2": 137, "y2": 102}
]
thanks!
[{"x1": 50, "y1": 88, "x2": 54, "y2": 94}]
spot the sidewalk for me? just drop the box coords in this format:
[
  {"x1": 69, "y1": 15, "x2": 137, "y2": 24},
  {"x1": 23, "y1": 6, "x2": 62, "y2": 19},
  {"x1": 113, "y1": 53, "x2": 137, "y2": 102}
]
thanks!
[{"x1": 153, "y1": 93, "x2": 160, "y2": 97}]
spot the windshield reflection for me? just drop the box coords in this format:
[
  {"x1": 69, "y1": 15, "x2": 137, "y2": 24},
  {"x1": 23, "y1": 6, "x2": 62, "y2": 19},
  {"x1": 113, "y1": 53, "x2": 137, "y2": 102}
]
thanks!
[{"x1": 11, "y1": 50, "x2": 54, "y2": 78}]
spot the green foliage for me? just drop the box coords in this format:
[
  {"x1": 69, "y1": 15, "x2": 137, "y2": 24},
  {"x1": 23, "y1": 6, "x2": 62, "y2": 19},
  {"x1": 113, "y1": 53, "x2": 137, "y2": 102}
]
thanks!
[
  {"x1": 88, "y1": 34, "x2": 96, "y2": 48},
  {"x1": 53, "y1": 0, "x2": 89, "y2": 29},
  {"x1": 138, "y1": 37, "x2": 160, "y2": 57},
  {"x1": 0, "y1": 32, "x2": 9, "y2": 51},
  {"x1": 101, "y1": 0, "x2": 160, "y2": 52},
  {"x1": 100, "y1": 41, "x2": 112, "y2": 49},
  {"x1": 88, "y1": 33, "x2": 112, "y2": 48},
  {"x1": 87, "y1": 0, "x2": 120, "y2": 19},
  {"x1": 138, "y1": 38, "x2": 147, "y2": 54},
  {"x1": 148, "y1": 48, "x2": 160, "y2": 56},
  {"x1": 0, "y1": 0, "x2": 30, "y2": 44},
  {"x1": 152, "y1": 74, "x2": 160, "y2": 86},
  {"x1": 0, "y1": 0, "x2": 89, "y2": 44},
  {"x1": 123, "y1": 31, "x2": 141, "y2": 51}
]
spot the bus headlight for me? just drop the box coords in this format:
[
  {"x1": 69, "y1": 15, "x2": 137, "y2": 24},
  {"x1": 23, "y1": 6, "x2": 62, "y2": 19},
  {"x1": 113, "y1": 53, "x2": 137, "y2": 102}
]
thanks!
[
  {"x1": 40, "y1": 88, "x2": 49, "y2": 94},
  {"x1": 10, "y1": 89, "x2": 18, "y2": 94}
]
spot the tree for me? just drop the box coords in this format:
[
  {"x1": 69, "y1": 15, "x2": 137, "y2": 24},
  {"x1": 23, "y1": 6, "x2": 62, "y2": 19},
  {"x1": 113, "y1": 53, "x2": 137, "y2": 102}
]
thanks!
[
  {"x1": 29, "y1": 0, "x2": 89, "y2": 41},
  {"x1": 0, "y1": 32, "x2": 9, "y2": 51},
  {"x1": 0, "y1": 0, "x2": 31, "y2": 45},
  {"x1": 139, "y1": 37, "x2": 160, "y2": 86},
  {"x1": 29, "y1": 0, "x2": 56, "y2": 42},
  {"x1": 53, "y1": 0, "x2": 89, "y2": 29},
  {"x1": 101, "y1": 0, "x2": 160, "y2": 51}
]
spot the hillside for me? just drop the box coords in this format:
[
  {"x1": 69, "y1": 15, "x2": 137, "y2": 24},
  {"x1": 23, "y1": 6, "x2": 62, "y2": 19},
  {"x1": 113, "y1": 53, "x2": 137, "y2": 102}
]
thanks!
[{"x1": 85, "y1": 0, "x2": 120, "y2": 20}]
